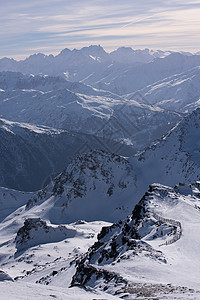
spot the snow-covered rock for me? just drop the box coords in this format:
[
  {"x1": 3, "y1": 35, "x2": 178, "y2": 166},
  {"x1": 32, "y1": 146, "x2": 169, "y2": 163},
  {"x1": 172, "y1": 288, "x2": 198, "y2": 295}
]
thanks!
[
  {"x1": 71, "y1": 182, "x2": 200, "y2": 297},
  {"x1": 15, "y1": 218, "x2": 77, "y2": 251},
  {"x1": 25, "y1": 150, "x2": 134, "y2": 223}
]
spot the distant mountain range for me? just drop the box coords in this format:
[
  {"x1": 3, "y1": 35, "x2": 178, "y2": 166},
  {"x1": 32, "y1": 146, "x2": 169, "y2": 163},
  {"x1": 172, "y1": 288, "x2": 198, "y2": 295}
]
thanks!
[{"x1": 1, "y1": 45, "x2": 200, "y2": 96}]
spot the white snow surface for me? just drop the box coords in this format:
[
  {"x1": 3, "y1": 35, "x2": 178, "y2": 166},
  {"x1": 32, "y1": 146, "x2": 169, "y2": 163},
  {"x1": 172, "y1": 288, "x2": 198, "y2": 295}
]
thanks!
[{"x1": 1, "y1": 183, "x2": 200, "y2": 299}]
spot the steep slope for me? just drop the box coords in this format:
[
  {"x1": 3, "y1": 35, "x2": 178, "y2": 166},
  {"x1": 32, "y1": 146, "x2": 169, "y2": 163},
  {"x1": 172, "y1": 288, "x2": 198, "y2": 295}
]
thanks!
[
  {"x1": 0, "y1": 118, "x2": 88, "y2": 191},
  {"x1": 127, "y1": 66, "x2": 200, "y2": 113},
  {"x1": 130, "y1": 107, "x2": 200, "y2": 193},
  {"x1": 0, "y1": 187, "x2": 32, "y2": 222},
  {"x1": 71, "y1": 182, "x2": 200, "y2": 297},
  {"x1": 24, "y1": 150, "x2": 135, "y2": 224}
]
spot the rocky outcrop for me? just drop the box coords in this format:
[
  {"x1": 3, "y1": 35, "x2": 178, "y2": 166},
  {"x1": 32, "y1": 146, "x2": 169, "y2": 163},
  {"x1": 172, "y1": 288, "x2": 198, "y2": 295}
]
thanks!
[{"x1": 15, "y1": 218, "x2": 76, "y2": 251}]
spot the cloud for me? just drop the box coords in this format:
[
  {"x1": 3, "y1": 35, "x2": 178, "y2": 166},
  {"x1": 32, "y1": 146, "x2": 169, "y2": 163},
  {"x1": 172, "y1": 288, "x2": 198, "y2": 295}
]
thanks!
[{"x1": 0, "y1": 0, "x2": 200, "y2": 58}]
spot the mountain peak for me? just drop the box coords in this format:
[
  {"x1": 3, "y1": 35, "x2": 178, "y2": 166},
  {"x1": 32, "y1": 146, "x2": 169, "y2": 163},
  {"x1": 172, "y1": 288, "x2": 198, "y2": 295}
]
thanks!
[{"x1": 58, "y1": 48, "x2": 71, "y2": 56}]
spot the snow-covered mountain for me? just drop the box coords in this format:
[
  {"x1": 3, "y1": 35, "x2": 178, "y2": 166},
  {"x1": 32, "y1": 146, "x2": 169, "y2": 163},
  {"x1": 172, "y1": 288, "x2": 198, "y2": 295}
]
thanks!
[
  {"x1": 0, "y1": 117, "x2": 138, "y2": 192},
  {"x1": 0, "y1": 45, "x2": 170, "y2": 78},
  {"x1": 2, "y1": 107, "x2": 198, "y2": 227},
  {"x1": 109, "y1": 47, "x2": 172, "y2": 64},
  {"x1": 23, "y1": 150, "x2": 134, "y2": 224},
  {"x1": 0, "y1": 71, "x2": 181, "y2": 155},
  {"x1": 0, "y1": 46, "x2": 199, "y2": 93},
  {"x1": 1, "y1": 182, "x2": 200, "y2": 298},
  {"x1": 127, "y1": 66, "x2": 200, "y2": 113},
  {"x1": 0, "y1": 187, "x2": 32, "y2": 222},
  {"x1": 26, "y1": 108, "x2": 200, "y2": 221},
  {"x1": 91, "y1": 53, "x2": 200, "y2": 95},
  {"x1": 71, "y1": 182, "x2": 200, "y2": 297},
  {"x1": 1, "y1": 108, "x2": 200, "y2": 298},
  {"x1": 129, "y1": 107, "x2": 200, "y2": 193},
  {"x1": 1, "y1": 45, "x2": 200, "y2": 299}
]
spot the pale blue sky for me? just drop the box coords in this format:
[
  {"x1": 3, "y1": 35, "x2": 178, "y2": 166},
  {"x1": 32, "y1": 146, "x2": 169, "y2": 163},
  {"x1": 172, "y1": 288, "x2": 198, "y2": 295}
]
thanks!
[{"x1": 1, "y1": 0, "x2": 200, "y2": 59}]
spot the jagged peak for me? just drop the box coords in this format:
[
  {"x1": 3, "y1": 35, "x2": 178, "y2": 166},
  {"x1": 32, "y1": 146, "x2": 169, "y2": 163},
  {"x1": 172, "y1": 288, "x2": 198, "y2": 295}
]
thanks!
[{"x1": 58, "y1": 48, "x2": 71, "y2": 56}]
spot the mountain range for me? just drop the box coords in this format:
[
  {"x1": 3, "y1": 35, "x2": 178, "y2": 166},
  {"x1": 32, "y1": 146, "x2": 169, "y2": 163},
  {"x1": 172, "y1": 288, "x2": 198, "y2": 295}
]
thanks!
[{"x1": 1, "y1": 45, "x2": 200, "y2": 299}]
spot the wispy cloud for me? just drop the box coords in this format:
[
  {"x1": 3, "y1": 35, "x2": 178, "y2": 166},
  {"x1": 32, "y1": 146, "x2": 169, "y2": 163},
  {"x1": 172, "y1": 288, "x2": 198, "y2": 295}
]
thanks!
[{"x1": 0, "y1": 0, "x2": 200, "y2": 58}]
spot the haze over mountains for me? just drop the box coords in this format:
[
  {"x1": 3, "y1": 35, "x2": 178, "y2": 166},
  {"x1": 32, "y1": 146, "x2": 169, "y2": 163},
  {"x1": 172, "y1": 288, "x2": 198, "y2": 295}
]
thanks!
[
  {"x1": 1, "y1": 46, "x2": 200, "y2": 95},
  {"x1": 1, "y1": 45, "x2": 200, "y2": 299}
]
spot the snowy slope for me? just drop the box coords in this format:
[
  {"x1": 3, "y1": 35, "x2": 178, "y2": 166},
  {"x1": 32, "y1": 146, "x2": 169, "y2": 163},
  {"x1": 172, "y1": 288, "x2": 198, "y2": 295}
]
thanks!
[
  {"x1": 71, "y1": 182, "x2": 200, "y2": 298},
  {"x1": 20, "y1": 150, "x2": 135, "y2": 224},
  {"x1": 130, "y1": 107, "x2": 200, "y2": 191},
  {"x1": 1, "y1": 182, "x2": 200, "y2": 299},
  {"x1": 127, "y1": 66, "x2": 200, "y2": 113},
  {"x1": 0, "y1": 209, "x2": 118, "y2": 299}
]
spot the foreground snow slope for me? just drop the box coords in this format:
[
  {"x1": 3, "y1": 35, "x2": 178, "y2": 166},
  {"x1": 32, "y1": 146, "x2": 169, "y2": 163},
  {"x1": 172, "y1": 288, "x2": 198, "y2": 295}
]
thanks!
[
  {"x1": 0, "y1": 282, "x2": 119, "y2": 300},
  {"x1": 0, "y1": 206, "x2": 119, "y2": 299},
  {"x1": 1, "y1": 183, "x2": 200, "y2": 299},
  {"x1": 0, "y1": 280, "x2": 120, "y2": 300},
  {"x1": 72, "y1": 182, "x2": 200, "y2": 298}
]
